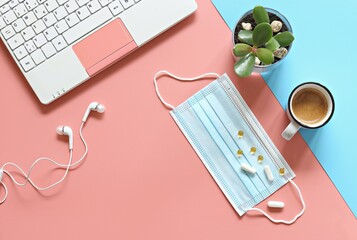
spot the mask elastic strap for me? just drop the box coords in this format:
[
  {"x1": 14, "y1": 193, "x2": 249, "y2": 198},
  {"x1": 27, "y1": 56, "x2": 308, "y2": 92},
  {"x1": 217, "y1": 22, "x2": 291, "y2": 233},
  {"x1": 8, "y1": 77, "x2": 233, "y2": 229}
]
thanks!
[
  {"x1": 0, "y1": 181, "x2": 8, "y2": 204},
  {"x1": 245, "y1": 179, "x2": 305, "y2": 225},
  {"x1": 154, "y1": 70, "x2": 220, "y2": 110}
]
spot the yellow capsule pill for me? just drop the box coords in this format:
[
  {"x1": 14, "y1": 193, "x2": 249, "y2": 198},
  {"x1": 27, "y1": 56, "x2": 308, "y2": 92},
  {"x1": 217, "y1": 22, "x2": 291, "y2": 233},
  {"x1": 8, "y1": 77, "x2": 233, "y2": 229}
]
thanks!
[
  {"x1": 279, "y1": 168, "x2": 285, "y2": 176},
  {"x1": 257, "y1": 155, "x2": 264, "y2": 164},
  {"x1": 250, "y1": 147, "x2": 257, "y2": 155},
  {"x1": 237, "y1": 149, "x2": 243, "y2": 157},
  {"x1": 237, "y1": 130, "x2": 244, "y2": 138}
]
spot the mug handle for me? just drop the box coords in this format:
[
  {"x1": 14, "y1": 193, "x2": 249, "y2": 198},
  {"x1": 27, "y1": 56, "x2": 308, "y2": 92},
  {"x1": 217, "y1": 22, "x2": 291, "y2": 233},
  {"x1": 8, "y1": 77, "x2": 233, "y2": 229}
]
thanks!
[{"x1": 282, "y1": 121, "x2": 301, "y2": 141}]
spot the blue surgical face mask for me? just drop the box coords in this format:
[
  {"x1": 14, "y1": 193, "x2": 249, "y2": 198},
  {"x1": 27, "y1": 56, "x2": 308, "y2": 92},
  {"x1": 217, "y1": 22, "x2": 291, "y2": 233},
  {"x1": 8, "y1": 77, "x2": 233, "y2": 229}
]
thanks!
[{"x1": 154, "y1": 71, "x2": 305, "y2": 224}]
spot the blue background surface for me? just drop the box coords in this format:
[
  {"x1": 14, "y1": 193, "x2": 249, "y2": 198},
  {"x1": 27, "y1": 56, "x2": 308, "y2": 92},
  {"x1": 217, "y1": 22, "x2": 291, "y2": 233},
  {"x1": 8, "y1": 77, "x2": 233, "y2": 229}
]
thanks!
[{"x1": 211, "y1": 0, "x2": 357, "y2": 217}]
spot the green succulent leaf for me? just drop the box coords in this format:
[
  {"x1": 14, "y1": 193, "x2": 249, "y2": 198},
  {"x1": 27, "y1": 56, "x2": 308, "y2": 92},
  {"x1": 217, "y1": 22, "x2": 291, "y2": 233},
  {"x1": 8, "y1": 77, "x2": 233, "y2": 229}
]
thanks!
[
  {"x1": 256, "y1": 48, "x2": 274, "y2": 65},
  {"x1": 253, "y1": 23, "x2": 273, "y2": 47},
  {"x1": 265, "y1": 38, "x2": 280, "y2": 51},
  {"x1": 233, "y1": 43, "x2": 252, "y2": 57},
  {"x1": 234, "y1": 53, "x2": 255, "y2": 77},
  {"x1": 237, "y1": 30, "x2": 253, "y2": 45},
  {"x1": 274, "y1": 31, "x2": 295, "y2": 47},
  {"x1": 253, "y1": 6, "x2": 270, "y2": 24}
]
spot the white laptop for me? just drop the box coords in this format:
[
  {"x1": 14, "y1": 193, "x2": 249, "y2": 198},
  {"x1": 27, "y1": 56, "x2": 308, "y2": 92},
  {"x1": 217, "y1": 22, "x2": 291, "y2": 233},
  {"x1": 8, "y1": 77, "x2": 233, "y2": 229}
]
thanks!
[{"x1": 0, "y1": 0, "x2": 197, "y2": 104}]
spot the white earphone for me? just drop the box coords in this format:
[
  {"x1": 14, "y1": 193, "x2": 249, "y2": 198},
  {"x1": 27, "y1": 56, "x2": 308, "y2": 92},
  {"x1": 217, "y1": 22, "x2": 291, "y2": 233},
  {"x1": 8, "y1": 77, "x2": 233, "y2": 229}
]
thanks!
[
  {"x1": 82, "y1": 102, "x2": 105, "y2": 122},
  {"x1": 56, "y1": 125, "x2": 74, "y2": 150},
  {"x1": 0, "y1": 102, "x2": 105, "y2": 204}
]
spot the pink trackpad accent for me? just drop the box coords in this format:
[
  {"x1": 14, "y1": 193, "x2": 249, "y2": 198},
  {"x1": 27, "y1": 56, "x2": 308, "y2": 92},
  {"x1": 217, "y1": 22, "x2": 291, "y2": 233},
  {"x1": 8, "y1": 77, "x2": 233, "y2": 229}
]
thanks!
[{"x1": 73, "y1": 18, "x2": 138, "y2": 76}]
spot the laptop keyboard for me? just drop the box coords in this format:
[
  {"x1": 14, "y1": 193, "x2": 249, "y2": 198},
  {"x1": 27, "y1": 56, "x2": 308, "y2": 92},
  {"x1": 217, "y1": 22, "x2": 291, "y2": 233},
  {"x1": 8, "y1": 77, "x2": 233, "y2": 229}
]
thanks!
[{"x1": 0, "y1": 0, "x2": 140, "y2": 72}]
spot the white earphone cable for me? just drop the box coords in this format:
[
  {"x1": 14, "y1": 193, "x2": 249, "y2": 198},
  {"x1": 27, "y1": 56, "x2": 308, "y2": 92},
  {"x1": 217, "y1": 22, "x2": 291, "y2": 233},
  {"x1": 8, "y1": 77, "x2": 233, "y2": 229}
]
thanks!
[
  {"x1": 154, "y1": 70, "x2": 220, "y2": 110},
  {"x1": 0, "y1": 122, "x2": 88, "y2": 202}
]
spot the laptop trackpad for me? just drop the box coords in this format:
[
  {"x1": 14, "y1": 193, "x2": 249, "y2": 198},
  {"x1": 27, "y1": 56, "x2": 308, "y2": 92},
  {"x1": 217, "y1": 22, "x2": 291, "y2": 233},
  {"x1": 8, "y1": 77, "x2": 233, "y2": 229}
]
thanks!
[{"x1": 73, "y1": 18, "x2": 138, "y2": 76}]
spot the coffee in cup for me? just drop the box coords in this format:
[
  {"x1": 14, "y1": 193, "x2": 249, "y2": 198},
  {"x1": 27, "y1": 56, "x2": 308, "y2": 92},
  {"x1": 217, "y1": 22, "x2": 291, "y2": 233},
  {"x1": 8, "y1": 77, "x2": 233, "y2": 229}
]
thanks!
[{"x1": 282, "y1": 82, "x2": 334, "y2": 140}]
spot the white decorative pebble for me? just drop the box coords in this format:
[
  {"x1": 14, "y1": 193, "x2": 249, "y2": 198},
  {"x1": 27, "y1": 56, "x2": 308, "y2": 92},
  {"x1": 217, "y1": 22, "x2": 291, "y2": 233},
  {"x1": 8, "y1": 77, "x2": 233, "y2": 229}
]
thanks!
[
  {"x1": 274, "y1": 47, "x2": 288, "y2": 59},
  {"x1": 271, "y1": 20, "x2": 283, "y2": 32},
  {"x1": 255, "y1": 57, "x2": 261, "y2": 65},
  {"x1": 241, "y1": 22, "x2": 252, "y2": 31}
]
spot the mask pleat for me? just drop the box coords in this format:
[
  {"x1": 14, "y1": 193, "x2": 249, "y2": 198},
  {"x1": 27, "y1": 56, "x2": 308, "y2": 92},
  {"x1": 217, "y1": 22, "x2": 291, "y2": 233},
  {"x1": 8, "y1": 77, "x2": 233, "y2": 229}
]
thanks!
[
  {"x1": 203, "y1": 90, "x2": 270, "y2": 192},
  {"x1": 196, "y1": 97, "x2": 269, "y2": 194},
  {"x1": 173, "y1": 107, "x2": 253, "y2": 206}
]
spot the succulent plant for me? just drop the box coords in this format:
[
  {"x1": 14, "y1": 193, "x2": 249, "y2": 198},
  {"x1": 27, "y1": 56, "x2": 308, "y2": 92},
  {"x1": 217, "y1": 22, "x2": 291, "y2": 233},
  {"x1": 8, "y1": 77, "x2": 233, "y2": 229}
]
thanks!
[{"x1": 233, "y1": 6, "x2": 295, "y2": 77}]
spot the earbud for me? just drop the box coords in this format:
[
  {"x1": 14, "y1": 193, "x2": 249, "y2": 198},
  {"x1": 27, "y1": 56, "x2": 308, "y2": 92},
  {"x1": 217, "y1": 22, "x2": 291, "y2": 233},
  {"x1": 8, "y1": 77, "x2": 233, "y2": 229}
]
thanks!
[
  {"x1": 56, "y1": 125, "x2": 73, "y2": 150},
  {"x1": 82, "y1": 102, "x2": 105, "y2": 122}
]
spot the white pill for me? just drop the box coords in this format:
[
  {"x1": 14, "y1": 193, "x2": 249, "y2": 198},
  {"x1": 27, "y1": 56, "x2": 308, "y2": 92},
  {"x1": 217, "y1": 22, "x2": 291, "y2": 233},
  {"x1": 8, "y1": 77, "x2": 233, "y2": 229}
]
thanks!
[
  {"x1": 268, "y1": 201, "x2": 285, "y2": 208},
  {"x1": 0, "y1": 169, "x2": 3, "y2": 182},
  {"x1": 240, "y1": 163, "x2": 256, "y2": 174},
  {"x1": 264, "y1": 165, "x2": 274, "y2": 182}
]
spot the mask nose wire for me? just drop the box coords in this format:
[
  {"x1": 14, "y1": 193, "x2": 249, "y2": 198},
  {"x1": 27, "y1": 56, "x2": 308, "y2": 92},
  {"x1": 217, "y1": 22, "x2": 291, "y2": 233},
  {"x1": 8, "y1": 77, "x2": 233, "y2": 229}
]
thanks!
[{"x1": 154, "y1": 70, "x2": 220, "y2": 110}]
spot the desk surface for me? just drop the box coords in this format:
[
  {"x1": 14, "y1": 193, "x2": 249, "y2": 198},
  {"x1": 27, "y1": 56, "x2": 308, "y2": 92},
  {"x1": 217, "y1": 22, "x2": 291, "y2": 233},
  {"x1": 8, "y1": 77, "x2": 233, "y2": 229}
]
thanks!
[{"x1": 0, "y1": 0, "x2": 356, "y2": 239}]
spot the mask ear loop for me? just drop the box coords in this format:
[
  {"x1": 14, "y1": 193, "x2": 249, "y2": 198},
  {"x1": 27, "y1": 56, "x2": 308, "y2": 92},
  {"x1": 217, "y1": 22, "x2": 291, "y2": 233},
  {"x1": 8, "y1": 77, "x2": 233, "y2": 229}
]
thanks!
[
  {"x1": 154, "y1": 70, "x2": 220, "y2": 110},
  {"x1": 245, "y1": 178, "x2": 305, "y2": 225},
  {"x1": 0, "y1": 181, "x2": 8, "y2": 204}
]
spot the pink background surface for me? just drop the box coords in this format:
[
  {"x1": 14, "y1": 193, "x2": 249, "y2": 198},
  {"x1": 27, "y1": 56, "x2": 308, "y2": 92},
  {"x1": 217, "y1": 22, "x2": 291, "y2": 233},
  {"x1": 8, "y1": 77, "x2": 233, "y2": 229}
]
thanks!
[{"x1": 0, "y1": 0, "x2": 355, "y2": 239}]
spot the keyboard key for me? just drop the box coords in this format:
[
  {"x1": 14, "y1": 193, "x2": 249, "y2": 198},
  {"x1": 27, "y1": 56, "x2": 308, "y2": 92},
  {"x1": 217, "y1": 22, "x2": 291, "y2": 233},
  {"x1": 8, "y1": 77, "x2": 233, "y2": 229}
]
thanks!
[
  {"x1": 33, "y1": 32, "x2": 46, "y2": 47},
  {"x1": 13, "y1": 45, "x2": 28, "y2": 59},
  {"x1": 53, "y1": 6, "x2": 67, "y2": 20},
  {"x1": 0, "y1": 0, "x2": 11, "y2": 7},
  {"x1": 0, "y1": 4, "x2": 10, "y2": 13},
  {"x1": 33, "y1": 4, "x2": 47, "y2": 18},
  {"x1": 0, "y1": 17, "x2": 6, "y2": 29},
  {"x1": 1, "y1": 25, "x2": 15, "y2": 39},
  {"x1": 20, "y1": 55, "x2": 35, "y2": 71},
  {"x1": 21, "y1": 26, "x2": 35, "y2": 40},
  {"x1": 119, "y1": 0, "x2": 133, "y2": 9},
  {"x1": 13, "y1": 3, "x2": 27, "y2": 17},
  {"x1": 98, "y1": 0, "x2": 111, "y2": 6},
  {"x1": 57, "y1": 0, "x2": 68, "y2": 4},
  {"x1": 108, "y1": 0, "x2": 123, "y2": 16},
  {"x1": 63, "y1": 7, "x2": 112, "y2": 44},
  {"x1": 76, "y1": 6, "x2": 90, "y2": 20},
  {"x1": 8, "y1": 0, "x2": 19, "y2": 7},
  {"x1": 41, "y1": 41, "x2": 56, "y2": 57},
  {"x1": 43, "y1": 25, "x2": 57, "y2": 40},
  {"x1": 44, "y1": 0, "x2": 58, "y2": 12},
  {"x1": 43, "y1": 12, "x2": 56, "y2": 26},
  {"x1": 23, "y1": 11, "x2": 37, "y2": 25},
  {"x1": 75, "y1": 0, "x2": 88, "y2": 6},
  {"x1": 65, "y1": 12, "x2": 79, "y2": 27},
  {"x1": 12, "y1": 18, "x2": 26, "y2": 32},
  {"x1": 24, "y1": 0, "x2": 38, "y2": 11},
  {"x1": 64, "y1": 0, "x2": 78, "y2": 13},
  {"x1": 32, "y1": 19, "x2": 46, "y2": 33},
  {"x1": 86, "y1": 0, "x2": 100, "y2": 13},
  {"x1": 31, "y1": 48, "x2": 45, "y2": 64},
  {"x1": 7, "y1": 33, "x2": 24, "y2": 49},
  {"x1": 3, "y1": 10, "x2": 17, "y2": 24},
  {"x1": 54, "y1": 19, "x2": 68, "y2": 33},
  {"x1": 52, "y1": 35, "x2": 66, "y2": 51},
  {"x1": 24, "y1": 39, "x2": 36, "y2": 52}
]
